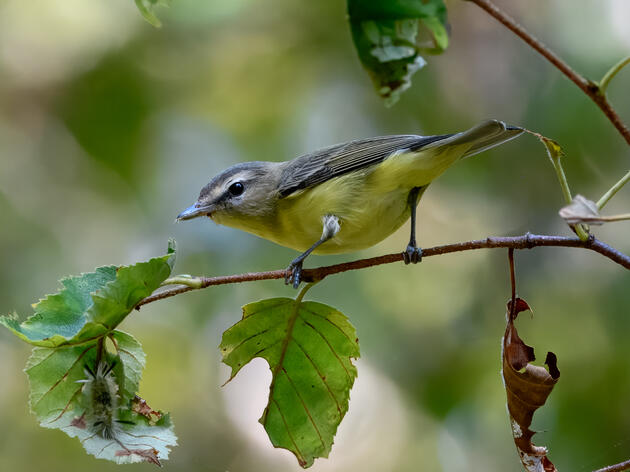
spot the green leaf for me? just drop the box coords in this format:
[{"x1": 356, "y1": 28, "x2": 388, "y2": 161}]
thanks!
[
  {"x1": 1, "y1": 241, "x2": 177, "y2": 465},
  {"x1": 26, "y1": 330, "x2": 176, "y2": 465},
  {"x1": 0, "y1": 241, "x2": 175, "y2": 347},
  {"x1": 347, "y1": 0, "x2": 449, "y2": 105},
  {"x1": 220, "y1": 289, "x2": 360, "y2": 469},
  {"x1": 135, "y1": 0, "x2": 171, "y2": 28}
]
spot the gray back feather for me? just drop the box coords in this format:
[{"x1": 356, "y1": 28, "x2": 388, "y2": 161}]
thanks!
[{"x1": 278, "y1": 134, "x2": 451, "y2": 197}]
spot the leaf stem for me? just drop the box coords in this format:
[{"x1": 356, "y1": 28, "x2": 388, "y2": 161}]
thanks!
[
  {"x1": 161, "y1": 275, "x2": 203, "y2": 289},
  {"x1": 296, "y1": 282, "x2": 317, "y2": 304},
  {"x1": 549, "y1": 156, "x2": 590, "y2": 241},
  {"x1": 508, "y1": 248, "x2": 516, "y2": 318},
  {"x1": 535, "y1": 133, "x2": 591, "y2": 241},
  {"x1": 547, "y1": 149, "x2": 572, "y2": 205},
  {"x1": 597, "y1": 170, "x2": 630, "y2": 210},
  {"x1": 135, "y1": 234, "x2": 630, "y2": 309},
  {"x1": 598, "y1": 56, "x2": 630, "y2": 96}
]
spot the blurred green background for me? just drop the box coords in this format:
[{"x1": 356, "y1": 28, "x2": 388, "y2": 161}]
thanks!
[{"x1": 1, "y1": 0, "x2": 629, "y2": 470}]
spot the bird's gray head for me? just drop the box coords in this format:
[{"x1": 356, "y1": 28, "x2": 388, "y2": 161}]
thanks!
[{"x1": 177, "y1": 161, "x2": 283, "y2": 228}]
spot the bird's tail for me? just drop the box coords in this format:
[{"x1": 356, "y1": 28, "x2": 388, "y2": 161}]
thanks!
[{"x1": 423, "y1": 120, "x2": 523, "y2": 159}]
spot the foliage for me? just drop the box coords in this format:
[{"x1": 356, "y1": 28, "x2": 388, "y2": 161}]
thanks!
[
  {"x1": 221, "y1": 288, "x2": 360, "y2": 468},
  {"x1": 347, "y1": 0, "x2": 449, "y2": 105},
  {"x1": 1, "y1": 242, "x2": 177, "y2": 466}
]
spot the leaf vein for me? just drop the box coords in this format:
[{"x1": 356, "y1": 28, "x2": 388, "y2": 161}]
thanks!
[
  {"x1": 118, "y1": 348, "x2": 141, "y2": 365},
  {"x1": 47, "y1": 385, "x2": 83, "y2": 424},
  {"x1": 231, "y1": 327, "x2": 274, "y2": 354},
  {"x1": 302, "y1": 319, "x2": 352, "y2": 381},
  {"x1": 263, "y1": 298, "x2": 303, "y2": 423},
  {"x1": 253, "y1": 338, "x2": 282, "y2": 357},
  {"x1": 301, "y1": 307, "x2": 354, "y2": 345},
  {"x1": 271, "y1": 398, "x2": 305, "y2": 465},
  {"x1": 281, "y1": 367, "x2": 326, "y2": 448},
  {"x1": 33, "y1": 344, "x2": 95, "y2": 408},
  {"x1": 291, "y1": 337, "x2": 342, "y2": 417}
]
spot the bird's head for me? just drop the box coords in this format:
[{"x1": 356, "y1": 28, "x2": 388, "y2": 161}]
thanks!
[{"x1": 177, "y1": 161, "x2": 283, "y2": 228}]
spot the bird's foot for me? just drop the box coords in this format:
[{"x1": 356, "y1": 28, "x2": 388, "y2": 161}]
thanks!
[
  {"x1": 403, "y1": 245, "x2": 423, "y2": 264},
  {"x1": 284, "y1": 260, "x2": 304, "y2": 289}
]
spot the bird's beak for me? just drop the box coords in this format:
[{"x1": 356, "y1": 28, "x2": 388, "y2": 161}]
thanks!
[{"x1": 176, "y1": 203, "x2": 212, "y2": 221}]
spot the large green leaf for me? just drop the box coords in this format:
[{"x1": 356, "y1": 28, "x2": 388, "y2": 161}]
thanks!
[
  {"x1": 220, "y1": 289, "x2": 360, "y2": 468},
  {"x1": 347, "y1": 0, "x2": 449, "y2": 105},
  {"x1": 0, "y1": 241, "x2": 175, "y2": 347}
]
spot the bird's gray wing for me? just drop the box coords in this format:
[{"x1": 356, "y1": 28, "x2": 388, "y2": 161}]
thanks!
[{"x1": 278, "y1": 133, "x2": 452, "y2": 197}]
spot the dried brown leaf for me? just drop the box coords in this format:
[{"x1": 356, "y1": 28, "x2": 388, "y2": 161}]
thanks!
[
  {"x1": 131, "y1": 395, "x2": 162, "y2": 424},
  {"x1": 502, "y1": 298, "x2": 560, "y2": 472}
]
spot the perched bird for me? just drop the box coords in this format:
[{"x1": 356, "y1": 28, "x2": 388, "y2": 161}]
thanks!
[{"x1": 177, "y1": 120, "x2": 523, "y2": 287}]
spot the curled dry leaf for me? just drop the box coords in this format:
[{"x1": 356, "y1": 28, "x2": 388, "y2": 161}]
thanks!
[
  {"x1": 559, "y1": 195, "x2": 630, "y2": 225},
  {"x1": 502, "y1": 297, "x2": 560, "y2": 472},
  {"x1": 559, "y1": 195, "x2": 601, "y2": 225}
]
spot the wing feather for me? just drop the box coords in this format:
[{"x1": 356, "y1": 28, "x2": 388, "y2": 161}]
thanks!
[{"x1": 278, "y1": 134, "x2": 451, "y2": 197}]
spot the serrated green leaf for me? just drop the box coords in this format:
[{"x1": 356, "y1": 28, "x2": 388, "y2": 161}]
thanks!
[
  {"x1": 0, "y1": 245, "x2": 175, "y2": 347},
  {"x1": 112, "y1": 331, "x2": 146, "y2": 400},
  {"x1": 347, "y1": 0, "x2": 449, "y2": 105},
  {"x1": 220, "y1": 294, "x2": 360, "y2": 468},
  {"x1": 25, "y1": 330, "x2": 175, "y2": 466},
  {"x1": 1, "y1": 267, "x2": 117, "y2": 345}
]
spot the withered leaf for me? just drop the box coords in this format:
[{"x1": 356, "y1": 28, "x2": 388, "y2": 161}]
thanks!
[
  {"x1": 132, "y1": 395, "x2": 162, "y2": 424},
  {"x1": 559, "y1": 195, "x2": 630, "y2": 225},
  {"x1": 559, "y1": 195, "x2": 601, "y2": 225},
  {"x1": 502, "y1": 297, "x2": 560, "y2": 472}
]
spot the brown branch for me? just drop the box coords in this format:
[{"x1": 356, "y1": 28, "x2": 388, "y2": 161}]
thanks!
[
  {"x1": 594, "y1": 459, "x2": 630, "y2": 472},
  {"x1": 467, "y1": 0, "x2": 630, "y2": 147},
  {"x1": 135, "y1": 234, "x2": 630, "y2": 309}
]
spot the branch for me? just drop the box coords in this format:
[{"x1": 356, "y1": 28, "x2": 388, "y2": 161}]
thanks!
[
  {"x1": 135, "y1": 234, "x2": 630, "y2": 309},
  {"x1": 467, "y1": 0, "x2": 630, "y2": 147},
  {"x1": 594, "y1": 459, "x2": 630, "y2": 472}
]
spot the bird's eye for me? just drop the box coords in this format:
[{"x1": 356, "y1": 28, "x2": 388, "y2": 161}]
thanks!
[{"x1": 228, "y1": 182, "x2": 244, "y2": 196}]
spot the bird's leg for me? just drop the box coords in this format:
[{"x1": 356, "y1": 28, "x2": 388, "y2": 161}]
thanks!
[
  {"x1": 404, "y1": 186, "x2": 426, "y2": 264},
  {"x1": 285, "y1": 215, "x2": 340, "y2": 289}
]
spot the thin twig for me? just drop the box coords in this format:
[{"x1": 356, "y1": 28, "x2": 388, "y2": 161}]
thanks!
[
  {"x1": 508, "y1": 248, "x2": 516, "y2": 318},
  {"x1": 466, "y1": 0, "x2": 630, "y2": 147},
  {"x1": 599, "y1": 56, "x2": 630, "y2": 96},
  {"x1": 597, "y1": 170, "x2": 630, "y2": 210},
  {"x1": 594, "y1": 458, "x2": 630, "y2": 472},
  {"x1": 135, "y1": 234, "x2": 630, "y2": 309}
]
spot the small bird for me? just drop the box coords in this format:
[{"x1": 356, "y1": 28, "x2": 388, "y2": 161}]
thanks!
[{"x1": 177, "y1": 120, "x2": 523, "y2": 287}]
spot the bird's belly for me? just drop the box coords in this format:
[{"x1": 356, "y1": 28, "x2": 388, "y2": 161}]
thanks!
[
  {"x1": 315, "y1": 192, "x2": 410, "y2": 254},
  {"x1": 274, "y1": 178, "x2": 412, "y2": 255}
]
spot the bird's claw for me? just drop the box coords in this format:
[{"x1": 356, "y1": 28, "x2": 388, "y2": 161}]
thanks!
[
  {"x1": 403, "y1": 245, "x2": 423, "y2": 264},
  {"x1": 285, "y1": 261, "x2": 303, "y2": 289}
]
